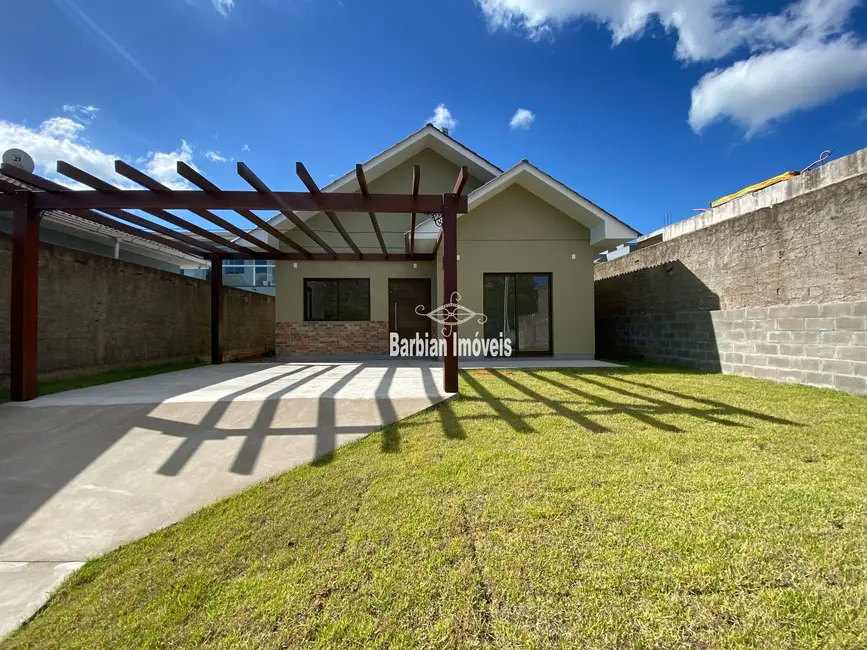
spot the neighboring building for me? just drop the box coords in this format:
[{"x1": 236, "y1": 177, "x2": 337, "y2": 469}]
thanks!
[
  {"x1": 0, "y1": 173, "x2": 208, "y2": 274},
  {"x1": 595, "y1": 242, "x2": 639, "y2": 263},
  {"x1": 242, "y1": 125, "x2": 639, "y2": 359},
  {"x1": 0, "y1": 210, "x2": 207, "y2": 275},
  {"x1": 181, "y1": 259, "x2": 276, "y2": 296}
]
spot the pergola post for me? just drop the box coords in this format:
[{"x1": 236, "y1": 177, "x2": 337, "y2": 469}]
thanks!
[
  {"x1": 442, "y1": 193, "x2": 459, "y2": 393},
  {"x1": 210, "y1": 255, "x2": 223, "y2": 365},
  {"x1": 10, "y1": 191, "x2": 40, "y2": 401}
]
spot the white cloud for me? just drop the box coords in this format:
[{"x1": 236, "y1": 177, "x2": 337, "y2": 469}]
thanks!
[
  {"x1": 0, "y1": 113, "x2": 194, "y2": 190},
  {"x1": 509, "y1": 108, "x2": 536, "y2": 129},
  {"x1": 205, "y1": 150, "x2": 228, "y2": 162},
  {"x1": 689, "y1": 37, "x2": 867, "y2": 136},
  {"x1": 475, "y1": 0, "x2": 867, "y2": 134},
  {"x1": 62, "y1": 104, "x2": 100, "y2": 123},
  {"x1": 242, "y1": 143, "x2": 250, "y2": 152},
  {"x1": 212, "y1": 0, "x2": 234, "y2": 16},
  {"x1": 476, "y1": 0, "x2": 858, "y2": 60},
  {"x1": 427, "y1": 104, "x2": 458, "y2": 131},
  {"x1": 139, "y1": 141, "x2": 196, "y2": 189}
]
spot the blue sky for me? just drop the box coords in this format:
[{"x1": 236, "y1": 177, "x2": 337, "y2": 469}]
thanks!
[{"x1": 2, "y1": 0, "x2": 867, "y2": 237}]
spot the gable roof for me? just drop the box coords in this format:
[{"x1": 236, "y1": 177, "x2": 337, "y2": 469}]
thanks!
[
  {"x1": 411, "y1": 160, "x2": 640, "y2": 250},
  {"x1": 252, "y1": 124, "x2": 502, "y2": 237}
]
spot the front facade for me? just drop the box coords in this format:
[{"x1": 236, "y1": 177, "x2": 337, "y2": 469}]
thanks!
[{"x1": 255, "y1": 126, "x2": 638, "y2": 360}]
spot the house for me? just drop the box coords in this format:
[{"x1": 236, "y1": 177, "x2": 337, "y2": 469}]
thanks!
[{"x1": 240, "y1": 125, "x2": 639, "y2": 359}]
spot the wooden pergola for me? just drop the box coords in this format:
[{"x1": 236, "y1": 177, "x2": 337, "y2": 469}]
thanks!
[{"x1": 0, "y1": 159, "x2": 469, "y2": 401}]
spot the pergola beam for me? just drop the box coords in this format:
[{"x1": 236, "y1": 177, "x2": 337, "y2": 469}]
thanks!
[
  {"x1": 54, "y1": 162, "x2": 219, "y2": 256},
  {"x1": 409, "y1": 164, "x2": 420, "y2": 256},
  {"x1": 115, "y1": 161, "x2": 283, "y2": 256},
  {"x1": 237, "y1": 162, "x2": 337, "y2": 258},
  {"x1": 0, "y1": 189, "x2": 463, "y2": 214},
  {"x1": 355, "y1": 165, "x2": 388, "y2": 257},
  {"x1": 296, "y1": 162, "x2": 363, "y2": 259},
  {"x1": 4, "y1": 164, "x2": 210, "y2": 258},
  {"x1": 176, "y1": 162, "x2": 311, "y2": 258},
  {"x1": 221, "y1": 251, "x2": 435, "y2": 261}
]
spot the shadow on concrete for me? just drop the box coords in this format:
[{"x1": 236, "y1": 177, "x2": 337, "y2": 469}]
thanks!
[
  {"x1": 0, "y1": 362, "x2": 802, "y2": 552},
  {"x1": 0, "y1": 362, "x2": 445, "y2": 548},
  {"x1": 595, "y1": 260, "x2": 723, "y2": 372}
]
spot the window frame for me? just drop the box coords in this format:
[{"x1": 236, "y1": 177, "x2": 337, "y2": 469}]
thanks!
[{"x1": 303, "y1": 278, "x2": 371, "y2": 322}]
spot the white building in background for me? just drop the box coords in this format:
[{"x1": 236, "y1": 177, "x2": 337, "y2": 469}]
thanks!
[{"x1": 180, "y1": 260, "x2": 276, "y2": 296}]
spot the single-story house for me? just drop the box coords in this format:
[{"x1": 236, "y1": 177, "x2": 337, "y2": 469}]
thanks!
[{"x1": 242, "y1": 125, "x2": 639, "y2": 359}]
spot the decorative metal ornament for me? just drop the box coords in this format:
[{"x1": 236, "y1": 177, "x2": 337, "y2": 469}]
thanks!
[
  {"x1": 424, "y1": 212, "x2": 443, "y2": 227},
  {"x1": 416, "y1": 292, "x2": 487, "y2": 336}
]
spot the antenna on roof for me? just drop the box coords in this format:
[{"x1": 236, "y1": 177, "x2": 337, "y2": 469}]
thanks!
[{"x1": 2, "y1": 148, "x2": 35, "y2": 173}]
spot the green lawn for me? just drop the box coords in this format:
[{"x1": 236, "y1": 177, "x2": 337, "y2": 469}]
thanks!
[
  {"x1": 4, "y1": 366, "x2": 867, "y2": 649},
  {"x1": 0, "y1": 360, "x2": 206, "y2": 404}
]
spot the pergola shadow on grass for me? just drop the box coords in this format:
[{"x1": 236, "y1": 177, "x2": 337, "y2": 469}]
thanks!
[
  {"x1": 1, "y1": 158, "x2": 471, "y2": 402},
  {"x1": 6, "y1": 366, "x2": 864, "y2": 650},
  {"x1": 0, "y1": 363, "x2": 801, "y2": 552},
  {"x1": 453, "y1": 367, "x2": 801, "y2": 436},
  {"x1": 142, "y1": 363, "x2": 802, "y2": 479}
]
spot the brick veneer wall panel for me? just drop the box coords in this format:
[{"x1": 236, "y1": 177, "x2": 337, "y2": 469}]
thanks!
[
  {"x1": 0, "y1": 233, "x2": 275, "y2": 387},
  {"x1": 276, "y1": 321, "x2": 389, "y2": 357},
  {"x1": 594, "y1": 172, "x2": 867, "y2": 396}
]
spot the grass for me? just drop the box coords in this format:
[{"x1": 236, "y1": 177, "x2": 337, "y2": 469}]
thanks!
[
  {"x1": 3, "y1": 365, "x2": 867, "y2": 649},
  {"x1": 0, "y1": 359, "x2": 206, "y2": 404}
]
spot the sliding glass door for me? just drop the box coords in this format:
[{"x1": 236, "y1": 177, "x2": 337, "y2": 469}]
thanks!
[{"x1": 483, "y1": 273, "x2": 552, "y2": 356}]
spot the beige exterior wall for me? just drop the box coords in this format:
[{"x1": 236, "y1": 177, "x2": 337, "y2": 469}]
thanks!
[
  {"x1": 438, "y1": 185, "x2": 596, "y2": 356},
  {"x1": 281, "y1": 149, "x2": 486, "y2": 255},
  {"x1": 275, "y1": 260, "x2": 436, "y2": 322},
  {"x1": 274, "y1": 150, "x2": 596, "y2": 357}
]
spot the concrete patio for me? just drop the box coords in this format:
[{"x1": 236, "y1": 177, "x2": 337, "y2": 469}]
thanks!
[{"x1": 0, "y1": 357, "x2": 620, "y2": 637}]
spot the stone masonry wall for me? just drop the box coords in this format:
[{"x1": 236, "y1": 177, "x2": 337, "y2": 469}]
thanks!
[
  {"x1": 595, "y1": 168, "x2": 867, "y2": 395},
  {"x1": 276, "y1": 321, "x2": 389, "y2": 357},
  {"x1": 0, "y1": 233, "x2": 275, "y2": 387}
]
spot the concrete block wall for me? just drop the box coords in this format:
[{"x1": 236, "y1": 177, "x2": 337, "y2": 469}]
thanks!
[
  {"x1": 595, "y1": 148, "x2": 867, "y2": 396},
  {"x1": 713, "y1": 302, "x2": 867, "y2": 393},
  {"x1": 0, "y1": 233, "x2": 275, "y2": 388},
  {"x1": 598, "y1": 302, "x2": 867, "y2": 394}
]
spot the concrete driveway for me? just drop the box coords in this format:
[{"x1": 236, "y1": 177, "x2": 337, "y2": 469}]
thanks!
[{"x1": 0, "y1": 361, "x2": 448, "y2": 637}]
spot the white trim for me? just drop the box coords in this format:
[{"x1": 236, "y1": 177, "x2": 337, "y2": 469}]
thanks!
[
  {"x1": 241, "y1": 125, "x2": 502, "y2": 240},
  {"x1": 410, "y1": 161, "x2": 639, "y2": 249}
]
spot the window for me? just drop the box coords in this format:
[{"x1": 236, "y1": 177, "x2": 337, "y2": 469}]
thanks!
[
  {"x1": 305, "y1": 279, "x2": 370, "y2": 321},
  {"x1": 223, "y1": 259, "x2": 247, "y2": 275}
]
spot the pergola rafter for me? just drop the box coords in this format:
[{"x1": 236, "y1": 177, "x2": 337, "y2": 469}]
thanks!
[
  {"x1": 0, "y1": 158, "x2": 468, "y2": 402},
  {"x1": 237, "y1": 162, "x2": 335, "y2": 258},
  {"x1": 56, "y1": 161, "x2": 245, "y2": 254},
  {"x1": 2, "y1": 164, "x2": 212, "y2": 257},
  {"x1": 115, "y1": 161, "x2": 283, "y2": 256},
  {"x1": 54, "y1": 162, "x2": 222, "y2": 255},
  {"x1": 296, "y1": 162, "x2": 363, "y2": 259},
  {"x1": 176, "y1": 162, "x2": 311, "y2": 257},
  {"x1": 354, "y1": 165, "x2": 388, "y2": 257}
]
